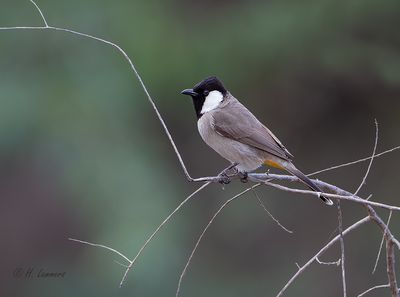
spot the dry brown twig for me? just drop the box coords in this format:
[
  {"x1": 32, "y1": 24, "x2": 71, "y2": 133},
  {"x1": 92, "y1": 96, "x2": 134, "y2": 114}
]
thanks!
[{"x1": 2, "y1": 2, "x2": 399, "y2": 296}]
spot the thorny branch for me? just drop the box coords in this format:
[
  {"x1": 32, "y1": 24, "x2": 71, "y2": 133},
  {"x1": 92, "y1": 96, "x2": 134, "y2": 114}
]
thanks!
[{"x1": 2, "y1": 1, "x2": 399, "y2": 296}]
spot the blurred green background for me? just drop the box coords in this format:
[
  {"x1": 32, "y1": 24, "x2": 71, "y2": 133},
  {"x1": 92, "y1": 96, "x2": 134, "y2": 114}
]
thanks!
[{"x1": 1, "y1": 0, "x2": 400, "y2": 296}]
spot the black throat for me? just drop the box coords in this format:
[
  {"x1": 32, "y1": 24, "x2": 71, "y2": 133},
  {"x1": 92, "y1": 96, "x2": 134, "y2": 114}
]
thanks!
[{"x1": 192, "y1": 96, "x2": 205, "y2": 119}]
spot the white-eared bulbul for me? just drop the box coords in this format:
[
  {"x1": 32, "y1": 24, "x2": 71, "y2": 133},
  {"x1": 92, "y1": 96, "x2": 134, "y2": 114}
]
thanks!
[{"x1": 181, "y1": 76, "x2": 333, "y2": 205}]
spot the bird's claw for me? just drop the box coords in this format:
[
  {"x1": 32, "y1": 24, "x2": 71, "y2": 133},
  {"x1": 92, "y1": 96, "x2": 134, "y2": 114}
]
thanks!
[
  {"x1": 218, "y1": 173, "x2": 231, "y2": 185},
  {"x1": 238, "y1": 171, "x2": 248, "y2": 183}
]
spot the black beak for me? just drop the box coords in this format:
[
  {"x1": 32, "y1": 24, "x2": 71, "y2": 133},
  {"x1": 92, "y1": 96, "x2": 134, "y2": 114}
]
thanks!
[{"x1": 181, "y1": 88, "x2": 199, "y2": 97}]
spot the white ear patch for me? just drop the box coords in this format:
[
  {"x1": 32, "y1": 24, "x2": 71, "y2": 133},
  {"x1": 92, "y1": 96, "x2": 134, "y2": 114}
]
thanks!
[{"x1": 201, "y1": 90, "x2": 223, "y2": 114}]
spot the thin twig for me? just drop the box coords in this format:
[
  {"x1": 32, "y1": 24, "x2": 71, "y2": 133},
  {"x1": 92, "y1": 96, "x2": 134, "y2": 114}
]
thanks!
[
  {"x1": 367, "y1": 207, "x2": 400, "y2": 297},
  {"x1": 386, "y1": 239, "x2": 399, "y2": 297},
  {"x1": 175, "y1": 185, "x2": 258, "y2": 297},
  {"x1": 368, "y1": 208, "x2": 400, "y2": 250},
  {"x1": 316, "y1": 257, "x2": 340, "y2": 266},
  {"x1": 68, "y1": 238, "x2": 131, "y2": 264},
  {"x1": 337, "y1": 200, "x2": 347, "y2": 297},
  {"x1": 354, "y1": 120, "x2": 379, "y2": 196},
  {"x1": 0, "y1": 6, "x2": 240, "y2": 288},
  {"x1": 308, "y1": 146, "x2": 399, "y2": 177},
  {"x1": 0, "y1": 2, "x2": 199, "y2": 183},
  {"x1": 252, "y1": 188, "x2": 293, "y2": 234},
  {"x1": 358, "y1": 284, "x2": 391, "y2": 297},
  {"x1": 372, "y1": 210, "x2": 393, "y2": 274},
  {"x1": 254, "y1": 178, "x2": 400, "y2": 212},
  {"x1": 119, "y1": 165, "x2": 235, "y2": 286},
  {"x1": 29, "y1": 0, "x2": 48, "y2": 27},
  {"x1": 385, "y1": 236, "x2": 399, "y2": 297},
  {"x1": 337, "y1": 120, "x2": 377, "y2": 296},
  {"x1": 114, "y1": 260, "x2": 130, "y2": 268},
  {"x1": 276, "y1": 217, "x2": 371, "y2": 297},
  {"x1": 119, "y1": 181, "x2": 210, "y2": 287}
]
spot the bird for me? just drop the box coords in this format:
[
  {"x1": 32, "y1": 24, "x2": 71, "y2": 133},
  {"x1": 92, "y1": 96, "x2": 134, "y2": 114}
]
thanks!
[{"x1": 181, "y1": 76, "x2": 333, "y2": 205}]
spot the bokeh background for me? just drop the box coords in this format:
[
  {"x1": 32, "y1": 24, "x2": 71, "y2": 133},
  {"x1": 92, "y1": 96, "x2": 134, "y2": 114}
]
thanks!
[{"x1": 1, "y1": 0, "x2": 400, "y2": 296}]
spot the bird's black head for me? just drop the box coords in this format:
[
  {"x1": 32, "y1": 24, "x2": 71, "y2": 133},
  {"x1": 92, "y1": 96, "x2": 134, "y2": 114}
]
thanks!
[{"x1": 181, "y1": 76, "x2": 227, "y2": 119}]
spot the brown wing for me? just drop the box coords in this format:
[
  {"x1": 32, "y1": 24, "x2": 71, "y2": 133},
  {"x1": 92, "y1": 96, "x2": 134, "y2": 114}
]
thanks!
[{"x1": 212, "y1": 100, "x2": 293, "y2": 161}]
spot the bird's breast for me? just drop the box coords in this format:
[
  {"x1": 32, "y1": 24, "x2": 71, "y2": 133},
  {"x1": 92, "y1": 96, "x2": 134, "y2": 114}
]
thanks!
[{"x1": 197, "y1": 113, "x2": 264, "y2": 172}]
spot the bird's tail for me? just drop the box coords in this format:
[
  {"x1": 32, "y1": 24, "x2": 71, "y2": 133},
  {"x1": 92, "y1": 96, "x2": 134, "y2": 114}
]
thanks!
[{"x1": 284, "y1": 164, "x2": 333, "y2": 206}]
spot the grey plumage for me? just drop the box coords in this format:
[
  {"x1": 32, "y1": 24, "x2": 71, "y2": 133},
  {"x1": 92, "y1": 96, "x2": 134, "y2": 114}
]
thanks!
[{"x1": 182, "y1": 76, "x2": 333, "y2": 205}]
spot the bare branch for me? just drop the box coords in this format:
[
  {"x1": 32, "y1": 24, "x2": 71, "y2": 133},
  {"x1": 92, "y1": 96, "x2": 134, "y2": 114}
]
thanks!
[
  {"x1": 252, "y1": 188, "x2": 293, "y2": 234},
  {"x1": 252, "y1": 177, "x2": 400, "y2": 212},
  {"x1": 386, "y1": 238, "x2": 399, "y2": 297},
  {"x1": 146, "y1": 144, "x2": 400, "y2": 184},
  {"x1": 308, "y1": 145, "x2": 399, "y2": 177},
  {"x1": 119, "y1": 181, "x2": 210, "y2": 287},
  {"x1": 337, "y1": 120, "x2": 377, "y2": 296},
  {"x1": 276, "y1": 217, "x2": 371, "y2": 297},
  {"x1": 367, "y1": 207, "x2": 400, "y2": 297},
  {"x1": 113, "y1": 260, "x2": 130, "y2": 268},
  {"x1": 119, "y1": 165, "x2": 236, "y2": 286},
  {"x1": 316, "y1": 257, "x2": 340, "y2": 266},
  {"x1": 368, "y1": 208, "x2": 400, "y2": 250},
  {"x1": 354, "y1": 120, "x2": 378, "y2": 196},
  {"x1": 372, "y1": 210, "x2": 393, "y2": 274},
  {"x1": 358, "y1": 284, "x2": 390, "y2": 297},
  {"x1": 0, "y1": 1, "x2": 201, "y2": 183},
  {"x1": 29, "y1": 0, "x2": 48, "y2": 27},
  {"x1": 337, "y1": 200, "x2": 347, "y2": 297},
  {"x1": 68, "y1": 238, "x2": 131, "y2": 264},
  {"x1": 176, "y1": 185, "x2": 258, "y2": 297}
]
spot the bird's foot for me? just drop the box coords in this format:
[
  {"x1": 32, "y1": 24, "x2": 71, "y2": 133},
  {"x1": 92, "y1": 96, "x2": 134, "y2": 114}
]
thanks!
[
  {"x1": 218, "y1": 172, "x2": 231, "y2": 185},
  {"x1": 238, "y1": 171, "x2": 248, "y2": 183}
]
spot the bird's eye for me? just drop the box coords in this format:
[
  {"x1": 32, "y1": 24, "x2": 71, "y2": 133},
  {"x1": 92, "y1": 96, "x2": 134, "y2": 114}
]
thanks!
[{"x1": 204, "y1": 90, "x2": 209, "y2": 96}]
